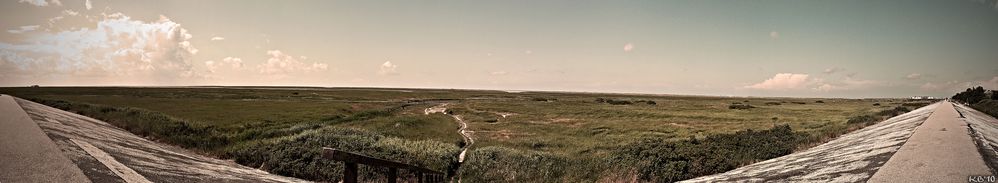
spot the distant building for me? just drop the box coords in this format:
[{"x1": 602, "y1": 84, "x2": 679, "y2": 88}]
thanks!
[{"x1": 910, "y1": 96, "x2": 935, "y2": 100}]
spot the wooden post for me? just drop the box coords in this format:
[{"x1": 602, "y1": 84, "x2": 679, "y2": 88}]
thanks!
[
  {"x1": 344, "y1": 162, "x2": 358, "y2": 183},
  {"x1": 387, "y1": 168, "x2": 397, "y2": 183}
]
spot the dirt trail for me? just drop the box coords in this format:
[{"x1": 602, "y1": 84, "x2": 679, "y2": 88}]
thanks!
[{"x1": 424, "y1": 103, "x2": 474, "y2": 163}]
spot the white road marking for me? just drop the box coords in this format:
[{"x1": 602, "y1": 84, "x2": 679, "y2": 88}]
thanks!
[{"x1": 70, "y1": 139, "x2": 153, "y2": 183}]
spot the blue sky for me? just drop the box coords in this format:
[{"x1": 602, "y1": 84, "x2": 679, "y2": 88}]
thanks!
[{"x1": 2, "y1": 0, "x2": 997, "y2": 98}]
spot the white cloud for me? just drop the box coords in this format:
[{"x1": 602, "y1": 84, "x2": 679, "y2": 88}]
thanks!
[
  {"x1": 920, "y1": 81, "x2": 951, "y2": 91},
  {"x1": 745, "y1": 73, "x2": 810, "y2": 90},
  {"x1": 916, "y1": 77, "x2": 997, "y2": 93},
  {"x1": 623, "y1": 43, "x2": 634, "y2": 52},
  {"x1": 490, "y1": 71, "x2": 508, "y2": 75},
  {"x1": 905, "y1": 73, "x2": 922, "y2": 80},
  {"x1": 257, "y1": 50, "x2": 328, "y2": 76},
  {"x1": 19, "y1": 0, "x2": 60, "y2": 6},
  {"x1": 770, "y1": 31, "x2": 780, "y2": 39},
  {"x1": 0, "y1": 13, "x2": 201, "y2": 85},
  {"x1": 815, "y1": 77, "x2": 880, "y2": 91},
  {"x1": 210, "y1": 36, "x2": 225, "y2": 41},
  {"x1": 85, "y1": 0, "x2": 92, "y2": 10},
  {"x1": 62, "y1": 10, "x2": 79, "y2": 16},
  {"x1": 524, "y1": 50, "x2": 532, "y2": 54},
  {"x1": 204, "y1": 60, "x2": 218, "y2": 73},
  {"x1": 823, "y1": 67, "x2": 845, "y2": 74},
  {"x1": 378, "y1": 61, "x2": 398, "y2": 75},
  {"x1": 7, "y1": 25, "x2": 41, "y2": 34},
  {"x1": 222, "y1": 57, "x2": 243, "y2": 68},
  {"x1": 204, "y1": 57, "x2": 245, "y2": 74}
]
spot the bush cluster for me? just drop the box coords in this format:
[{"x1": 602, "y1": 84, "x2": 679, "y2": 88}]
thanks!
[
  {"x1": 230, "y1": 128, "x2": 459, "y2": 181},
  {"x1": 846, "y1": 106, "x2": 911, "y2": 126},
  {"x1": 460, "y1": 125, "x2": 808, "y2": 182},
  {"x1": 952, "y1": 86, "x2": 998, "y2": 118},
  {"x1": 952, "y1": 86, "x2": 992, "y2": 105},
  {"x1": 595, "y1": 98, "x2": 634, "y2": 105},
  {"x1": 728, "y1": 103, "x2": 755, "y2": 109},
  {"x1": 614, "y1": 125, "x2": 805, "y2": 182},
  {"x1": 531, "y1": 97, "x2": 556, "y2": 102}
]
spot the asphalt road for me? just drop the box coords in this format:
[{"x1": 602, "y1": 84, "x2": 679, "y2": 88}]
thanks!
[{"x1": 0, "y1": 94, "x2": 90, "y2": 183}]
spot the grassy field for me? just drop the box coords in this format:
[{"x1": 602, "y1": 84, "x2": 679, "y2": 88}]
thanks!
[{"x1": 0, "y1": 86, "x2": 931, "y2": 182}]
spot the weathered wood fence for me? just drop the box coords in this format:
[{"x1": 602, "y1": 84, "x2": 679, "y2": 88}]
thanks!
[{"x1": 321, "y1": 147, "x2": 446, "y2": 183}]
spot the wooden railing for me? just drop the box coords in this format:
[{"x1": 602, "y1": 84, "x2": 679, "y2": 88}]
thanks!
[{"x1": 322, "y1": 147, "x2": 446, "y2": 183}]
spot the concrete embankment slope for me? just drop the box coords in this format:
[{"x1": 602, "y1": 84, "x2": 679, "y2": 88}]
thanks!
[
  {"x1": 0, "y1": 94, "x2": 90, "y2": 183},
  {"x1": 681, "y1": 102, "x2": 941, "y2": 182},
  {"x1": 953, "y1": 103, "x2": 998, "y2": 177},
  {"x1": 685, "y1": 101, "x2": 998, "y2": 183},
  {"x1": 2, "y1": 96, "x2": 306, "y2": 183},
  {"x1": 868, "y1": 101, "x2": 991, "y2": 182}
]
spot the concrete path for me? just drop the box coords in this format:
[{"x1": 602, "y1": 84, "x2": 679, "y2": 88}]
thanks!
[
  {"x1": 0, "y1": 94, "x2": 90, "y2": 183},
  {"x1": 868, "y1": 101, "x2": 991, "y2": 182}
]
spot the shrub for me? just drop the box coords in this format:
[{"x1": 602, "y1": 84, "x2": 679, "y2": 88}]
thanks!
[
  {"x1": 613, "y1": 125, "x2": 805, "y2": 182},
  {"x1": 532, "y1": 97, "x2": 553, "y2": 102},
  {"x1": 953, "y1": 86, "x2": 988, "y2": 104},
  {"x1": 846, "y1": 115, "x2": 877, "y2": 125},
  {"x1": 971, "y1": 99, "x2": 998, "y2": 118},
  {"x1": 764, "y1": 102, "x2": 781, "y2": 106},
  {"x1": 815, "y1": 100, "x2": 824, "y2": 103},
  {"x1": 607, "y1": 100, "x2": 633, "y2": 105},
  {"x1": 728, "y1": 104, "x2": 755, "y2": 110},
  {"x1": 595, "y1": 98, "x2": 633, "y2": 105},
  {"x1": 460, "y1": 146, "x2": 569, "y2": 182},
  {"x1": 875, "y1": 106, "x2": 910, "y2": 117},
  {"x1": 872, "y1": 103, "x2": 881, "y2": 106},
  {"x1": 230, "y1": 128, "x2": 460, "y2": 182}
]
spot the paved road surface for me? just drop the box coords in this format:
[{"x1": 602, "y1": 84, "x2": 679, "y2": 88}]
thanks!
[
  {"x1": 868, "y1": 101, "x2": 992, "y2": 182},
  {"x1": 0, "y1": 94, "x2": 91, "y2": 183}
]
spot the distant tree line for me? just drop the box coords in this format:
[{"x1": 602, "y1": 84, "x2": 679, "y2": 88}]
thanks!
[
  {"x1": 951, "y1": 86, "x2": 998, "y2": 118},
  {"x1": 952, "y1": 86, "x2": 996, "y2": 104}
]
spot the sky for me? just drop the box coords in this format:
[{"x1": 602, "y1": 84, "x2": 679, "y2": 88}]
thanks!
[{"x1": 2, "y1": 0, "x2": 997, "y2": 98}]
